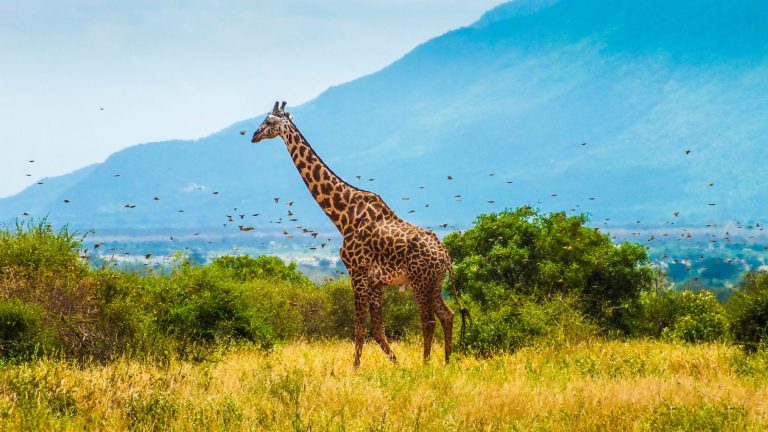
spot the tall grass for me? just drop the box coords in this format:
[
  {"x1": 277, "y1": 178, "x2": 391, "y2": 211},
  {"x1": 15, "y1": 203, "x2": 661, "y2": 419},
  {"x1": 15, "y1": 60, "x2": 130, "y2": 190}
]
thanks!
[{"x1": 1, "y1": 340, "x2": 767, "y2": 431}]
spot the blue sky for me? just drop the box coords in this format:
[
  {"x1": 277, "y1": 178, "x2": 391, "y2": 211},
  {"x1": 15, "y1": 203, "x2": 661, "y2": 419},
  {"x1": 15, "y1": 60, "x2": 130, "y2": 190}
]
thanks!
[{"x1": 0, "y1": 0, "x2": 503, "y2": 198}]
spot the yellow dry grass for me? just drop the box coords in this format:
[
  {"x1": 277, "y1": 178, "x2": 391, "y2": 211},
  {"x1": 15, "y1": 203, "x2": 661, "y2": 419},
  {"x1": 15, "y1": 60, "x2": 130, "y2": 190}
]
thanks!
[{"x1": 1, "y1": 340, "x2": 768, "y2": 431}]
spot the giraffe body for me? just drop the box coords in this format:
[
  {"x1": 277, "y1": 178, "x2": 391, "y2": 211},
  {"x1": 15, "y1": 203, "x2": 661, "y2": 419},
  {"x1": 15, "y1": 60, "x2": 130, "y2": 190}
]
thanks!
[{"x1": 252, "y1": 101, "x2": 461, "y2": 366}]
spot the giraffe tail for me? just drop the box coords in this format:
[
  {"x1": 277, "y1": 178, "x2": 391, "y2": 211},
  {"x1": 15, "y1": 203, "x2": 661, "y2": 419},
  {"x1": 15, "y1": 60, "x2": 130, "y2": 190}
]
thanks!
[{"x1": 448, "y1": 265, "x2": 472, "y2": 347}]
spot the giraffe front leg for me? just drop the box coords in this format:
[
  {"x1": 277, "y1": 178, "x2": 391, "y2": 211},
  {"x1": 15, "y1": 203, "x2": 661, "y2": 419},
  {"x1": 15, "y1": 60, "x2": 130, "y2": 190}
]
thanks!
[
  {"x1": 351, "y1": 276, "x2": 370, "y2": 368},
  {"x1": 369, "y1": 285, "x2": 398, "y2": 364}
]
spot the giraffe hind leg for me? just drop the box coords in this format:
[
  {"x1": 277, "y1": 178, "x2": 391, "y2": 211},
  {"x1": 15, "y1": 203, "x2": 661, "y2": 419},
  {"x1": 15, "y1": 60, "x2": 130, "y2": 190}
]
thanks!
[
  {"x1": 413, "y1": 282, "x2": 436, "y2": 362},
  {"x1": 434, "y1": 290, "x2": 455, "y2": 363}
]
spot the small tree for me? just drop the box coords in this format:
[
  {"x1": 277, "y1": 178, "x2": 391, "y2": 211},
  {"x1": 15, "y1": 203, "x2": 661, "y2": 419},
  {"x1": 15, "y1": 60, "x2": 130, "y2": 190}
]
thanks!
[
  {"x1": 443, "y1": 207, "x2": 653, "y2": 332},
  {"x1": 728, "y1": 271, "x2": 768, "y2": 351},
  {"x1": 659, "y1": 290, "x2": 730, "y2": 343}
]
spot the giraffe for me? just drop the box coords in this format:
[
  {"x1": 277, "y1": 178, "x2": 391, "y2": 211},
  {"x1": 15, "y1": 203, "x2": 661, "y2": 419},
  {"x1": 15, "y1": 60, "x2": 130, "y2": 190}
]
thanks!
[{"x1": 251, "y1": 101, "x2": 469, "y2": 367}]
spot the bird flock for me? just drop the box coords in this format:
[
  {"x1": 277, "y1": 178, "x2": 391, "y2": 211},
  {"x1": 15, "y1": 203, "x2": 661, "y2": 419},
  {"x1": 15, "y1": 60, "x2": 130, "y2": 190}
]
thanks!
[{"x1": 10, "y1": 131, "x2": 765, "y2": 286}]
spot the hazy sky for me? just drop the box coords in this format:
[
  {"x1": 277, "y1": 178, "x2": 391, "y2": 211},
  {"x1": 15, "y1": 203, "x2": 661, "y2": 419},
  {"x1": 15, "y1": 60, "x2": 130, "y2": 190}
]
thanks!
[{"x1": 0, "y1": 0, "x2": 503, "y2": 198}]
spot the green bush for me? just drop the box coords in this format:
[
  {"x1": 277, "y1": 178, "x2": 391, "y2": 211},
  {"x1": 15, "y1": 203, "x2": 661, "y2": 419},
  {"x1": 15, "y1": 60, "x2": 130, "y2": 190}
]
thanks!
[
  {"x1": 143, "y1": 263, "x2": 273, "y2": 349},
  {"x1": 443, "y1": 207, "x2": 653, "y2": 332},
  {"x1": 634, "y1": 289, "x2": 730, "y2": 343},
  {"x1": 0, "y1": 219, "x2": 86, "y2": 277},
  {"x1": 211, "y1": 255, "x2": 312, "y2": 286},
  {"x1": 0, "y1": 300, "x2": 57, "y2": 360},
  {"x1": 728, "y1": 272, "x2": 768, "y2": 351},
  {"x1": 463, "y1": 293, "x2": 597, "y2": 355},
  {"x1": 631, "y1": 289, "x2": 681, "y2": 337},
  {"x1": 660, "y1": 290, "x2": 730, "y2": 343}
]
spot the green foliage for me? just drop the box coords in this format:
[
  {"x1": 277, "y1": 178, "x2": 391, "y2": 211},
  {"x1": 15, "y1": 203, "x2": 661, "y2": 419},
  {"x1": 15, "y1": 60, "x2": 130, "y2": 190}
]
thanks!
[
  {"x1": 661, "y1": 291, "x2": 730, "y2": 343},
  {"x1": 142, "y1": 263, "x2": 276, "y2": 349},
  {"x1": 4, "y1": 212, "x2": 767, "y2": 363},
  {"x1": 631, "y1": 289, "x2": 681, "y2": 337},
  {"x1": 443, "y1": 207, "x2": 654, "y2": 332},
  {"x1": 462, "y1": 294, "x2": 597, "y2": 355},
  {"x1": 211, "y1": 255, "x2": 312, "y2": 286},
  {"x1": 633, "y1": 289, "x2": 730, "y2": 343},
  {"x1": 728, "y1": 272, "x2": 768, "y2": 352},
  {"x1": 0, "y1": 219, "x2": 86, "y2": 277},
  {"x1": 0, "y1": 300, "x2": 57, "y2": 360}
]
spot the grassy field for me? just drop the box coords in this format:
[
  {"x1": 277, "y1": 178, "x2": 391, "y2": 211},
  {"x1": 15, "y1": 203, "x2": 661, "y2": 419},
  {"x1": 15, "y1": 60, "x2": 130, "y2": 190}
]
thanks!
[{"x1": 2, "y1": 340, "x2": 768, "y2": 431}]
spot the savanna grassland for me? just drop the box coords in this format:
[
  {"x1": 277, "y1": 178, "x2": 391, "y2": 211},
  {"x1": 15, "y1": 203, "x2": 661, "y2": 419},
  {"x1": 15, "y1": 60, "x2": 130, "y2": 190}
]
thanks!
[
  {"x1": 2, "y1": 340, "x2": 768, "y2": 431},
  {"x1": 4, "y1": 210, "x2": 768, "y2": 431}
]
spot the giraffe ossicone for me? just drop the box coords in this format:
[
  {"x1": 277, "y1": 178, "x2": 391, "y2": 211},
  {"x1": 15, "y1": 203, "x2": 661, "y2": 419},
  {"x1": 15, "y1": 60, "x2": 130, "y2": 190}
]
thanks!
[{"x1": 252, "y1": 100, "x2": 469, "y2": 367}]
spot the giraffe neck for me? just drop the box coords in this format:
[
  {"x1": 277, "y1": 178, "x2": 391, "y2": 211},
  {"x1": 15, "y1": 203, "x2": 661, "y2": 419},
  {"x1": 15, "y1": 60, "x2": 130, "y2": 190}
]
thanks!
[{"x1": 280, "y1": 122, "x2": 360, "y2": 233}]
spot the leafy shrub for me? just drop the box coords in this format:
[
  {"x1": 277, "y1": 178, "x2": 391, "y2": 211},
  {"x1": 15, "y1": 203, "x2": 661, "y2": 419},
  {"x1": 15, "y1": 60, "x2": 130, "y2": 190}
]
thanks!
[
  {"x1": 0, "y1": 300, "x2": 57, "y2": 360},
  {"x1": 144, "y1": 263, "x2": 273, "y2": 349},
  {"x1": 631, "y1": 289, "x2": 682, "y2": 337},
  {"x1": 0, "y1": 219, "x2": 86, "y2": 277},
  {"x1": 634, "y1": 289, "x2": 730, "y2": 343},
  {"x1": 660, "y1": 290, "x2": 729, "y2": 343},
  {"x1": 728, "y1": 272, "x2": 768, "y2": 351},
  {"x1": 211, "y1": 255, "x2": 312, "y2": 286},
  {"x1": 463, "y1": 293, "x2": 597, "y2": 355},
  {"x1": 443, "y1": 207, "x2": 653, "y2": 332}
]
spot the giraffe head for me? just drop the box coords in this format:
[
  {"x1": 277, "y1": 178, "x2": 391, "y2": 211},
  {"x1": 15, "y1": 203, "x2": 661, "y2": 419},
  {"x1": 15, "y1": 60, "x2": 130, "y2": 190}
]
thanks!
[{"x1": 251, "y1": 101, "x2": 292, "y2": 143}]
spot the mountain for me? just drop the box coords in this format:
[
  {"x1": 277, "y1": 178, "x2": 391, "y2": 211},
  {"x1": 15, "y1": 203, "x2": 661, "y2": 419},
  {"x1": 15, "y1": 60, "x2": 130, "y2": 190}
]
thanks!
[{"x1": 2, "y1": 0, "x2": 768, "y2": 238}]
